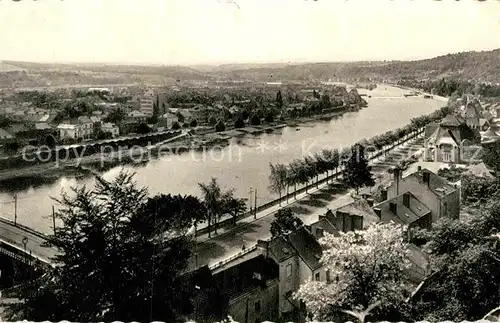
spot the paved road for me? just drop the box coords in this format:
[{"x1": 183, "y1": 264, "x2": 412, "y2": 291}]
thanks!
[
  {"x1": 0, "y1": 135, "x2": 423, "y2": 269},
  {"x1": 188, "y1": 137, "x2": 425, "y2": 270},
  {"x1": 0, "y1": 218, "x2": 56, "y2": 264}
]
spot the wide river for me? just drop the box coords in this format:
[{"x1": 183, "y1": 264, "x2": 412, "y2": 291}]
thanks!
[{"x1": 0, "y1": 85, "x2": 445, "y2": 234}]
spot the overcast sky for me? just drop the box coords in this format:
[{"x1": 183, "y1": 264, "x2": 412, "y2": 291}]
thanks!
[{"x1": 0, "y1": 0, "x2": 499, "y2": 65}]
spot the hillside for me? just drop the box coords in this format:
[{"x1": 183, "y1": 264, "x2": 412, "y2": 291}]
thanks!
[
  {"x1": 0, "y1": 49, "x2": 499, "y2": 88},
  {"x1": 214, "y1": 49, "x2": 500, "y2": 83}
]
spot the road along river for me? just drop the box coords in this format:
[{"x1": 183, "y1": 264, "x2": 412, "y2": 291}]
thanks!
[{"x1": 0, "y1": 85, "x2": 446, "y2": 234}]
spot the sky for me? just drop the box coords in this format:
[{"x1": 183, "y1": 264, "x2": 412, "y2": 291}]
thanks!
[{"x1": 0, "y1": 0, "x2": 499, "y2": 66}]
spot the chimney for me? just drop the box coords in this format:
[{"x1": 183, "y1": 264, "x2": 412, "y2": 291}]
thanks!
[
  {"x1": 417, "y1": 165, "x2": 422, "y2": 171},
  {"x1": 380, "y1": 189, "x2": 388, "y2": 202},
  {"x1": 366, "y1": 198, "x2": 374, "y2": 207},
  {"x1": 393, "y1": 167, "x2": 402, "y2": 196},
  {"x1": 403, "y1": 193, "x2": 410, "y2": 208},
  {"x1": 423, "y1": 171, "x2": 430, "y2": 186},
  {"x1": 374, "y1": 208, "x2": 382, "y2": 219},
  {"x1": 389, "y1": 202, "x2": 397, "y2": 215}
]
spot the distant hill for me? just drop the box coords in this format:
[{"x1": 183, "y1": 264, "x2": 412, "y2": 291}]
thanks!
[
  {"x1": 0, "y1": 49, "x2": 499, "y2": 88},
  {"x1": 211, "y1": 49, "x2": 500, "y2": 83}
]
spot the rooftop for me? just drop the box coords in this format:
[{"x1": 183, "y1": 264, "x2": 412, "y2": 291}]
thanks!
[
  {"x1": 404, "y1": 168, "x2": 456, "y2": 197},
  {"x1": 287, "y1": 227, "x2": 323, "y2": 271},
  {"x1": 374, "y1": 192, "x2": 431, "y2": 225}
]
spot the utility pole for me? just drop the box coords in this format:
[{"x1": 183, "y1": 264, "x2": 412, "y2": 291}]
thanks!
[
  {"x1": 249, "y1": 187, "x2": 253, "y2": 213},
  {"x1": 13, "y1": 194, "x2": 17, "y2": 226},
  {"x1": 52, "y1": 205, "x2": 56, "y2": 236},
  {"x1": 254, "y1": 189, "x2": 257, "y2": 219}
]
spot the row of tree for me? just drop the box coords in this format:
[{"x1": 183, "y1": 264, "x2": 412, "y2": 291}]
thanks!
[{"x1": 268, "y1": 106, "x2": 453, "y2": 202}]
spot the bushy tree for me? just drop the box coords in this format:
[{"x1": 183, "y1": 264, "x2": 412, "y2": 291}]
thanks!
[
  {"x1": 189, "y1": 119, "x2": 197, "y2": 128},
  {"x1": 268, "y1": 163, "x2": 288, "y2": 206},
  {"x1": 410, "y1": 201, "x2": 500, "y2": 321},
  {"x1": 172, "y1": 122, "x2": 181, "y2": 130},
  {"x1": 270, "y1": 208, "x2": 303, "y2": 237},
  {"x1": 342, "y1": 144, "x2": 375, "y2": 194},
  {"x1": 250, "y1": 114, "x2": 261, "y2": 126},
  {"x1": 8, "y1": 172, "x2": 201, "y2": 322},
  {"x1": 209, "y1": 116, "x2": 217, "y2": 126},
  {"x1": 215, "y1": 120, "x2": 226, "y2": 132},
  {"x1": 234, "y1": 117, "x2": 245, "y2": 128},
  {"x1": 295, "y1": 222, "x2": 412, "y2": 322},
  {"x1": 136, "y1": 122, "x2": 151, "y2": 134}
]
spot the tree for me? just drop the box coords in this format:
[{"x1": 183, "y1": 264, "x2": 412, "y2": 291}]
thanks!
[
  {"x1": 209, "y1": 116, "x2": 218, "y2": 126},
  {"x1": 44, "y1": 134, "x2": 57, "y2": 148},
  {"x1": 215, "y1": 120, "x2": 225, "y2": 132},
  {"x1": 483, "y1": 141, "x2": 500, "y2": 173},
  {"x1": 136, "y1": 122, "x2": 151, "y2": 134},
  {"x1": 234, "y1": 117, "x2": 245, "y2": 128},
  {"x1": 241, "y1": 110, "x2": 250, "y2": 121},
  {"x1": 104, "y1": 109, "x2": 126, "y2": 124},
  {"x1": 410, "y1": 201, "x2": 500, "y2": 321},
  {"x1": 176, "y1": 112, "x2": 185, "y2": 123},
  {"x1": 342, "y1": 144, "x2": 375, "y2": 195},
  {"x1": 222, "y1": 190, "x2": 247, "y2": 225},
  {"x1": 276, "y1": 90, "x2": 283, "y2": 109},
  {"x1": 198, "y1": 178, "x2": 232, "y2": 237},
  {"x1": 264, "y1": 112, "x2": 274, "y2": 123},
  {"x1": 268, "y1": 163, "x2": 288, "y2": 206},
  {"x1": 189, "y1": 119, "x2": 197, "y2": 128},
  {"x1": 172, "y1": 122, "x2": 181, "y2": 130},
  {"x1": 250, "y1": 114, "x2": 261, "y2": 126},
  {"x1": 270, "y1": 208, "x2": 303, "y2": 237},
  {"x1": 295, "y1": 222, "x2": 413, "y2": 322},
  {"x1": 9, "y1": 172, "x2": 199, "y2": 322}
]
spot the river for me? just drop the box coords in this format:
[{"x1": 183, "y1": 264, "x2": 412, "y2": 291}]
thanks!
[{"x1": 0, "y1": 85, "x2": 445, "y2": 234}]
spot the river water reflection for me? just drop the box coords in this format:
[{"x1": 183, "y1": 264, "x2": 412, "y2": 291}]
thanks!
[{"x1": 0, "y1": 85, "x2": 445, "y2": 233}]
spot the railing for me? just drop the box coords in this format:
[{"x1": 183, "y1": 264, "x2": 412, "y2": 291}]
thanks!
[
  {"x1": 208, "y1": 245, "x2": 258, "y2": 270},
  {"x1": 195, "y1": 128, "x2": 425, "y2": 238},
  {"x1": 0, "y1": 217, "x2": 47, "y2": 240}
]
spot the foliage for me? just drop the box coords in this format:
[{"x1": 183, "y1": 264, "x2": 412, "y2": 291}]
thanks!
[
  {"x1": 9, "y1": 172, "x2": 200, "y2": 322},
  {"x1": 222, "y1": 190, "x2": 247, "y2": 225},
  {"x1": 176, "y1": 112, "x2": 185, "y2": 123},
  {"x1": 136, "y1": 122, "x2": 151, "y2": 134},
  {"x1": 104, "y1": 109, "x2": 126, "y2": 124},
  {"x1": 250, "y1": 114, "x2": 261, "y2": 126},
  {"x1": 215, "y1": 120, "x2": 226, "y2": 132},
  {"x1": 94, "y1": 129, "x2": 112, "y2": 140},
  {"x1": 294, "y1": 222, "x2": 413, "y2": 322},
  {"x1": 410, "y1": 200, "x2": 500, "y2": 321},
  {"x1": 483, "y1": 141, "x2": 500, "y2": 173},
  {"x1": 264, "y1": 111, "x2": 274, "y2": 123},
  {"x1": 0, "y1": 115, "x2": 14, "y2": 128},
  {"x1": 234, "y1": 117, "x2": 245, "y2": 128},
  {"x1": 209, "y1": 116, "x2": 217, "y2": 126},
  {"x1": 461, "y1": 175, "x2": 500, "y2": 206},
  {"x1": 276, "y1": 90, "x2": 283, "y2": 109},
  {"x1": 189, "y1": 119, "x2": 197, "y2": 128},
  {"x1": 198, "y1": 178, "x2": 239, "y2": 236},
  {"x1": 268, "y1": 163, "x2": 288, "y2": 205},
  {"x1": 172, "y1": 122, "x2": 181, "y2": 130},
  {"x1": 342, "y1": 144, "x2": 375, "y2": 194},
  {"x1": 437, "y1": 165, "x2": 465, "y2": 183},
  {"x1": 270, "y1": 208, "x2": 303, "y2": 237}
]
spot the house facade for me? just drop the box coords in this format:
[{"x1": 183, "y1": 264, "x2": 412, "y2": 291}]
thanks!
[
  {"x1": 57, "y1": 124, "x2": 82, "y2": 140},
  {"x1": 384, "y1": 167, "x2": 460, "y2": 223},
  {"x1": 101, "y1": 122, "x2": 120, "y2": 138},
  {"x1": 423, "y1": 115, "x2": 479, "y2": 164}
]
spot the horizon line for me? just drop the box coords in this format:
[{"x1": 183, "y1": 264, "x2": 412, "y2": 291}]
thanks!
[{"x1": 1, "y1": 48, "x2": 498, "y2": 69}]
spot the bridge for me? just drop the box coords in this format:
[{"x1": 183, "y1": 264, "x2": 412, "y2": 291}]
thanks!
[{"x1": 0, "y1": 217, "x2": 56, "y2": 266}]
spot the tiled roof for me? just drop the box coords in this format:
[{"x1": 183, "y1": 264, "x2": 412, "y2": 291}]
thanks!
[
  {"x1": 440, "y1": 114, "x2": 464, "y2": 127},
  {"x1": 333, "y1": 199, "x2": 379, "y2": 226},
  {"x1": 287, "y1": 227, "x2": 323, "y2": 271},
  {"x1": 424, "y1": 123, "x2": 439, "y2": 140},
  {"x1": 312, "y1": 217, "x2": 339, "y2": 236},
  {"x1": 406, "y1": 168, "x2": 456, "y2": 197},
  {"x1": 268, "y1": 236, "x2": 296, "y2": 262},
  {"x1": 35, "y1": 123, "x2": 52, "y2": 130},
  {"x1": 213, "y1": 255, "x2": 279, "y2": 300},
  {"x1": 0, "y1": 128, "x2": 14, "y2": 140},
  {"x1": 374, "y1": 192, "x2": 431, "y2": 225}
]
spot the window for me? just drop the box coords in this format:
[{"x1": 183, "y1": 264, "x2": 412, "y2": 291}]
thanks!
[
  {"x1": 326, "y1": 270, "x2": 331, "y2": 283},
  {"x1": 443, "y1": 202, "x2": 448, "y2": 217},
  {"x1": 286, "y1": 264, "x2": 292, "y2": 277},
  {"x1": 315, "y1": 272, "x2": 320, "y2": 281},
  {"x1": 255, "y1": 300, "x2": 261, "y2": 312}
]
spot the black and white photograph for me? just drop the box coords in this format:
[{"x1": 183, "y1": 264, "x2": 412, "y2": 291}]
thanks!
[{"x1": 0, "y1": 0, "x2": 500, "y2": 322}]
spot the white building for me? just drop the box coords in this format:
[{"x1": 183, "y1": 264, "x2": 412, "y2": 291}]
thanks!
[
  {"x1": 76, "y1": 116, "x2": 94, "y2": 139},
  {"x1": 57, "y1": 124, "x2": 82, "y2": 140},
  {"x1": 101, "y1": 122, "x2": 120, "y2": 138},
  {"x1": 161, "y1": 112, "x2": 179, "y2": 128}
]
